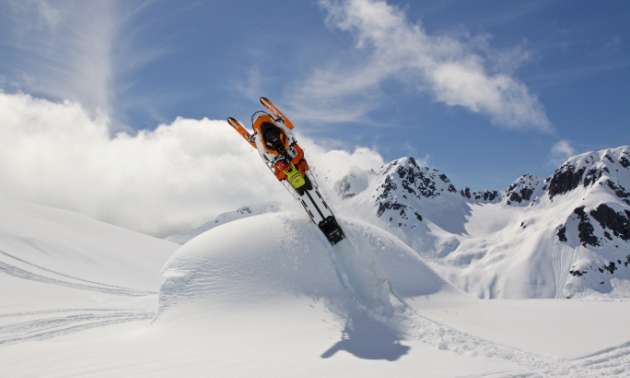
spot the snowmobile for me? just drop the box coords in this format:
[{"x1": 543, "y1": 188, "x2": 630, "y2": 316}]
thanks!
[{"x1": 227, "y1": 97, "x2": 345, "y2": 245}]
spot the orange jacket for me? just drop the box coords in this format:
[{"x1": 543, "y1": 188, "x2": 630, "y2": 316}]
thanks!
[{"x1": 274, "y1": 144, "x2": 309, "y2": 180}]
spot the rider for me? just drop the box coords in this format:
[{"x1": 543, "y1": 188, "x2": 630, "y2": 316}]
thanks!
[{"x1": 250, "y1": 111, "x2": 311, "y2": 194}]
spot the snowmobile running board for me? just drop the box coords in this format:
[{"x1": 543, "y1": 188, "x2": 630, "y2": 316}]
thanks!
[
  {"x1": 226, "y1": 97, "x2": 346, "y2": 246},
  {"x1": 297, "y1": 185, "x2": 345, "y2": 245}
]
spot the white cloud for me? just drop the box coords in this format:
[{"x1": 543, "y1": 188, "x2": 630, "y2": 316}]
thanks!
[
  {"x1": 4, "y1": 0, "x2": 62, "y2": 30},
  {"x1": 3, "y1": 0, "x2": 117, "y2": 123},
  {"x1": 299, "y1": 138, "x2": 384, "y2": 183},
  {"x1": 1, "y1": 0, "x2": 166, "y2": 133},
  {"x1": 550, "y1": 140, "x2": 576, "y2": 166},
  {"x1": 288, "y1": 0, "x2": 550, "y2": 129},
  {"x1": 0, "y1": 92, "x2": 384, "y2": 237},
  {"x1": 414, "y1": 154, "x2": 431, "y2": 168}
]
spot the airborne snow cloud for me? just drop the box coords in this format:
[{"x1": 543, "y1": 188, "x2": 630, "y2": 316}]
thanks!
[
  {"x1": 290, "y1": 0, "x2": 550, "y2": 129},
  {"x1": 0, "y1": 92, "x2": 383, "y2": 237}
]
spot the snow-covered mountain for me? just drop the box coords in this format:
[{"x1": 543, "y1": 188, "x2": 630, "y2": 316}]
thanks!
[
  {"x1": 165, "y1": 202, "x2": 282, "y2": 244},
  {"x1": 334, "y1": 146, "x2": 630, "y2": 299}
]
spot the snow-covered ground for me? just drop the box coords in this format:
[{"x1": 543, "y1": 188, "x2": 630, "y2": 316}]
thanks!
[
  {"x1": 2, "y1": 198, "x2": 630, "y2": 377},
  {"x1": 0, "y1": 199, "x2": 178, "y2": 346}
]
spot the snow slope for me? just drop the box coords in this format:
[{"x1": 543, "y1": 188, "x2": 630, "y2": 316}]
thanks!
[
  {"x1": 2, "y1": 147, "x2": 630, "y2": 376},
  {"x1": 335, "y1": 146, "x2": 630, "y2": 299},
  {"x1": 3, "y1": 207, "x2": 630, "y2": 377},
  {"x1": 0, "y1": 199, "x2": 178, "y2": 344}
]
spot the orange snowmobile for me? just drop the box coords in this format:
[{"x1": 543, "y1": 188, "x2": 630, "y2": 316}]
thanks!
[
  {"x1": 227, "y1": 98, "x2": 345, "y2": 245},
  {"x1": 249, "y1": 111, "x2": 312, "y2": 194}
]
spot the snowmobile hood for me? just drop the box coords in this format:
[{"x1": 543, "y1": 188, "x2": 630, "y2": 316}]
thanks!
[{"x1": 252, "y1": 113, "x2": 276, "y2": 133}]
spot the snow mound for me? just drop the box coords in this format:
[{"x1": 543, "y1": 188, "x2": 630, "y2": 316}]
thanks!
[
  {"x1": 155, "y1": 212, "x2": 453, "y2": 323},
  {"x1": 149, "y1": 212, "x2": 630, "y2": 375}
]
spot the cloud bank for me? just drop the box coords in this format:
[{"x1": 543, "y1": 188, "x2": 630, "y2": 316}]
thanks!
[
  {"x1": 0, "y1": 92, "x2": 383, "y2": 237},
  {"x1": 290, "y1": 0, "x2": 550, "y2": 129}
]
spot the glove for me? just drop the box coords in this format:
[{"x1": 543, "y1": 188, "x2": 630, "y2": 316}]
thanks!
[{"x1": 274, "y1": 160, "x2": 290, "y2": 172}]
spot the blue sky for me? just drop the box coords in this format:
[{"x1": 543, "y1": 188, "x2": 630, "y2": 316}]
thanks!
[{"x1": 2, "y1": 0, "x2": 630, "y2": 192}]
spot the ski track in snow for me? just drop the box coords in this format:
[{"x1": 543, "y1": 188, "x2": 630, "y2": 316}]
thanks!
[
  {"x1": 0, "y1": 308, "x2": 149, "y2": 318},
  {"x1": 0, "y1": 309, "x2": 154, "y2": 346},
  {"x1": 0, "y1": 260, "x2": 155, "y2": 297},
  {"x1": 0, "y1": 250, "x2": 152, "y2": 293},
  {"x1": 551, "y1": 242, "x2": 578, "y2": 299},
  {"x1": 330, "y1": 231, "x2": 629, "y2": 377},
  {"x1": 399, "y1": 309, "x2": 630, "y2": 377},
  {"x1": 0, "y1": 251, "x2": 157, "y2": 346}
]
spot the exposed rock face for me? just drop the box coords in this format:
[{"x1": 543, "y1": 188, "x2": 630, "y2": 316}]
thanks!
[
  {"x1": 569, "y1": 259, "x2": 627, "y2": 278},
  {"x1": 607, "y1": 180, "x2": 630, "y2": 206},
  {"x1": 504, "y1": 174, "x2": 544, "y2": 206},
  {"x1": 589, "y1": 204, "x2": 630, "y2": 241},
  {"x1": 584, "y1": 167, "x2": 605, "y2": 187},
  {"x1": 548, "y1": 165, "x2": 586, "y2": 199},
  {"x1": 376, "y1": 201, "x2": 423, "y2": 223},
  {"x1": 236, "y1": 206, "x2": 253, "y2": 214},
  {"x1": 472, "y1": 189, "x2": 501, "y2": 202},
  {"x1": 574, "y1": 206, "x2": 599, "y2": 247},
  {"x1": 557, "y1": 226, "x2": 567, "y2": 242},
  {"x1": 569, "y1": 269, "x2": 586, "y2": 277}
]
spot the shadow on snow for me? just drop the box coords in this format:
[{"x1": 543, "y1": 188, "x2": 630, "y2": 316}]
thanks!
[{"x1": 321, "y1": 308, "x2": 410, "y2": 361}]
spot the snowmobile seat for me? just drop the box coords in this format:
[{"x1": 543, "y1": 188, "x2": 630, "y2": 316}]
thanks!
[{"x1": 261, "y1": 122, "x2": 288, "y2": 153}]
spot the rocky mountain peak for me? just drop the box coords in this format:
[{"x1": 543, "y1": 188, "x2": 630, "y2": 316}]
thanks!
[
  {"x1": 504, "y1": 173, "x2": 544, "y2": 206},
  {"x1": 469, "y1": 189, "x2": 502, "y2": 203},
  {"x1": 375, "y1": 157, "x2": 457, "y2": 203},
  {"x1": 335, "y1": 156, "x2": 461, "y2": 229},
  {"x1": 546, "y1": 146, "x2": 629, "y2": 204}
]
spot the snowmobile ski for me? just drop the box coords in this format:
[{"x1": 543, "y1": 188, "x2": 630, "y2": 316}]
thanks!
[
  {"x1": 227, "y1": 117, "x2": 256, "y2": 148},
  {"x1": 260, "y1": 97, "x2": 294, "y2": 130},
  {"x1": 226, "y1": 99, "x2": 345, "y2": 245}
]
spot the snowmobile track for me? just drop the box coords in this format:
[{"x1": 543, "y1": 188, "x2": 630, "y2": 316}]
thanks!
[
  {"x1": 0, "y1": 309, "x2": 154, "y2": 346},
  {"x1": 0, "y1": 250, "x2": 144, "y2": 290},
  {"x1": 0, "y1": 261, "x2": 155, "y2": 296},
  {"x1": 399, "y1": 310, "x2": 630, "y2": 377}
]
